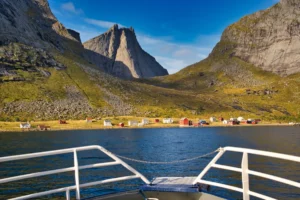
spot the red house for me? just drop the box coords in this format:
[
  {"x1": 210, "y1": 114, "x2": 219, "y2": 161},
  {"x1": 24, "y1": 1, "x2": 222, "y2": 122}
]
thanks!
[
  {"x1": 180, "y1": 118, "x2": 189, "y2": 126},
  {"x1": 155, "y1": 119, "x2": 160, "y2": 123},
  {"x1": 119, "y1": 122, "x2": 124, "y2": 127}
]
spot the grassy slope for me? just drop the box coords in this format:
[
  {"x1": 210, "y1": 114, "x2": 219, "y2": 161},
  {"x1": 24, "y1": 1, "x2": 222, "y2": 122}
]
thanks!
[
  {"x1": 139, "y1": 41, "x2": 300, "y2": 121},
  {"x1": 1, "y1": 42, "x2": 299, "y2": 122}
]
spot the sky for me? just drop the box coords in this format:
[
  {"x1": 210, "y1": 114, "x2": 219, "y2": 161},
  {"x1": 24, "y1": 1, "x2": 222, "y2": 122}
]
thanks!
[{"x1": 48, "y1": 0, "x2": 280, "y2": 74}]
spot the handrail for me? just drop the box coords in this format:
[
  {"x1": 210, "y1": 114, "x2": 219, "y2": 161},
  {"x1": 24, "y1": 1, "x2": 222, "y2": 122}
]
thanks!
[
  {"x1": 193, "y1": 146, "x2": 300, "y2": 200},
  {"x1": 0, "y1": 145, "x2": 150, "y2": 200}
]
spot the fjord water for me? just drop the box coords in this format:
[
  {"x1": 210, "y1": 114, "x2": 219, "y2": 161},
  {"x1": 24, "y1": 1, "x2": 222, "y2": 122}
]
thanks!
[{"x1": 0, "y1": 127, "x2": 299, "y2": 200}]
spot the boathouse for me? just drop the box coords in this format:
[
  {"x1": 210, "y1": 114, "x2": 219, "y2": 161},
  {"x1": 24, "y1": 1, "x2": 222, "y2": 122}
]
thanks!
[
  {"x1": 104, "y1": 119, "x2": 112, "y2": 126},
  {"x1": 128, "y1": 120, "x2": 138, "y2": 126},
  {"x1": 180, "y1": 118, "x2": 189, "y2": 126}
]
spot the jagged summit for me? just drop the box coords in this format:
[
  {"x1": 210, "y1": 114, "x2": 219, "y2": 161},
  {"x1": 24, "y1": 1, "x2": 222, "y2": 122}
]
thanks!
[{"x1": 83, "y1": 25, "x2": 168, "y2": 79}]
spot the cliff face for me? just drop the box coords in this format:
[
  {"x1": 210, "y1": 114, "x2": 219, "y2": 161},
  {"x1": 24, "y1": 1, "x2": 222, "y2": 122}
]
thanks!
[
  {"x1": 0, "y1": 0, "x2": 82, "y2": 51},
  {"x1": 214, "y1": 0, "x2": 300, "y2": 76},
  {"x1": 83, "y1": 25, "x2": 168, "y2": 79}
]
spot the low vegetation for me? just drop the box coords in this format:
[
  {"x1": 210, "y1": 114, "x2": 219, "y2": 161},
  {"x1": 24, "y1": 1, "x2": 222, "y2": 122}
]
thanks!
[{"x1": 0, "y1": 42, "x2": 299, "y2": 123}]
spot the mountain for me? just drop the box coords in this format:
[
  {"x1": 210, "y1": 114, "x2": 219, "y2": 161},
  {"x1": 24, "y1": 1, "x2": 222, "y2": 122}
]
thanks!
[
  {"x1": 151, "y1": 0, "x2": 300, "y2": 86},
  {"x1": 144, "y1": 0, "x2": 300, "y2": 120},
  {"x1": 217, "y1": 0, "x2": 300, "y2": 76},
  {"x1": 0, "y1": 0, "x2": 210, "y2": 121},
  {"x1": 0, "y1": 0, "x2": 82, "y2": 51},
  {"x1": 83, "y1": 25, "x2": 168, "y2": 79}
]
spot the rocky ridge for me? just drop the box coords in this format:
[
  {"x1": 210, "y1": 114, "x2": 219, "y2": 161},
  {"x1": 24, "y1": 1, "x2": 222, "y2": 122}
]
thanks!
[
  {"x1": 0, "y1": 0, "x2": 82, "y2": 51},
  {"x1": 213, "y1": 0, "x2": 300, "y2": 76},
  {"x1": 83, "y1": 25, "x2": 168, "y2": 79}
]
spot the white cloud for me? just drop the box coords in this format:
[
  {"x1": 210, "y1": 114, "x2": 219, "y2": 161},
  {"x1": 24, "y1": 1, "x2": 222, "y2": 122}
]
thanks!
[
  {"x1": 85, "y1": 18, "x2": 124, "y2": 29},
  {"x1": 61, "y1": 2, "x2": 83, "y2": 14},
  {"x1": 137, "y1": 34, "x2": 219, "y2": 74},
  {"x1": 155, "y1": 56, "x2": 189, "y2": 74}
]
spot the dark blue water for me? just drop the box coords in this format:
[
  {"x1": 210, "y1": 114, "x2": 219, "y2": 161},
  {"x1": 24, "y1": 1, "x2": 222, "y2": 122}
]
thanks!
[{"x1": 0, "y1": 127, "x2": 299, "y2": 200}]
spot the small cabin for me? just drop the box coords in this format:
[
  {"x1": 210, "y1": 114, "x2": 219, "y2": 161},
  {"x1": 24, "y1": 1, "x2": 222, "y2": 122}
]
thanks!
[
  {"x1": 38, "y1": 125, "x2": 50, "y2": 131},
  {"x1": 128, "y1": 120, "x2": 138, "y2": 126},
  {"x1": 104, "y1": 119, "x2": 112, "y2": 127},
  {"x1": 163, "y1": 118, "x2": 173, "y2": 124},
  {"x1": 142, "y1": 118, "x2": 149, "y2": 125},
  {"x1": 86, "y1": 118, "x2": 93, "y2": 123},
  {"x1": 59, "y1": 120, "x2": 67, "y2": 124},
  {"x1": 223, "y1": 120, "x2": 228, "y2": 124},
  {"x1": 219, "y1": 117, "x2": 224, "y2": 121},
  {"x1": 237, "y1": 117, "x2": 244, "y2": 122},
  {"x1": 180, "y1": 118, "x2": 189, "y2": 126},
  {"x1": 20, "y1": 122, "x2": 31, "y2": 129},
  {"x1": 155, "y1": 119, "x2": 160, "y2": 123},
  {"x1": 119, "y1": 123, "x2": 124, "y2": 127},
  {"x1": 209, "y1": 117, "x2": 216, "y2": 122}
]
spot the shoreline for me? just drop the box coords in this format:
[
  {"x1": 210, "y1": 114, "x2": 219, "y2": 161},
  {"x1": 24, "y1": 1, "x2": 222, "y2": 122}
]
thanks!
[{"x1": 0, "y1": 120, "x2": 296, "y2": 133}]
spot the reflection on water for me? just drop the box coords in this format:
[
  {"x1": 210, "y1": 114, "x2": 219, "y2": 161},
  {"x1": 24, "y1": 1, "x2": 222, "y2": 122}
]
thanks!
[{"x1": 0, "y1": 126, "x2": 299, "y2": 199}]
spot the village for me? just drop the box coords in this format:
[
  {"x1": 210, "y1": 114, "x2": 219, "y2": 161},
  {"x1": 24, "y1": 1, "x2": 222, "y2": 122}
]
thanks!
[{"x1": 12, "y1": 115, "x2": 297, "y2": 132}]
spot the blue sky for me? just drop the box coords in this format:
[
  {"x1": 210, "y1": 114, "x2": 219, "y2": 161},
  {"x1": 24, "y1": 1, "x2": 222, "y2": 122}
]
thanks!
[{"x1": 49, "y1": 0, "x2": 279, "y2": 74}]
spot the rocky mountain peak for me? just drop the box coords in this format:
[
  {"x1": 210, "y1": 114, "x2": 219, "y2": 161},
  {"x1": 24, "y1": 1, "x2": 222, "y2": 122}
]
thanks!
[
  {"x1": 83, "y1": 25, "x2": 168, "y2": 79},
  {"x1": 109, "y1": 24, "x2": 119, "y2": 32},
  {"x1": 211, "y1": 0, "x2": 300, "y2": 76}
]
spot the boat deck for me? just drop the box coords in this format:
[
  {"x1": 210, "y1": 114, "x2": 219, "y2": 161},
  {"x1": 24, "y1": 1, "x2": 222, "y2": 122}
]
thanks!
[{"x1": 151, "y1": 177, "x2": 197, "y2": 185}]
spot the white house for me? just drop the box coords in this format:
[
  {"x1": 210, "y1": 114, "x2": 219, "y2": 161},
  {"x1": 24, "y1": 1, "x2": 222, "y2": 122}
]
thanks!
[
  {"x1": 104, "y1": 119, "x2": 112, "y2": 126},
  {"x1": 128, "y1": 120, "x2": 138, "y2": 126},
  {"x1": 163, "y1": 118, "x2": 173, "y2": 124},
  {"x1": 20, "y1": 122, "x2": 31, "y2": 129},
  {"x1": 142, "y1": 118, "x2": 149, "y2": 125},
  {"x1": 230, "y1": 118, "x2": 238, "y2": 122},
  {"x1": 210, "y1": 117, "x2": 217, "y2": 122},
  {"x1": 237, "y1": 117, "x2": 244, "y2": 122},
  {"x1": 223, "y1": 120, "x2": 228, "y2": 124}
]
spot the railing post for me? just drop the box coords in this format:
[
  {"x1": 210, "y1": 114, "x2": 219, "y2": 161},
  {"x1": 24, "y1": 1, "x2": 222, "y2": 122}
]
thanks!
[
  {"x1": 66, "y1": 188, "x2": 70, "y2": 200},
  {"x1": 192, "y1": 148, "x2": 224, "y2": 185},
  {"x1": 241, "y1": 152, "x2": 250, "y2": 200},
  {"x1": 74, "y1": 149, "x2": 80, "y2": 200}
]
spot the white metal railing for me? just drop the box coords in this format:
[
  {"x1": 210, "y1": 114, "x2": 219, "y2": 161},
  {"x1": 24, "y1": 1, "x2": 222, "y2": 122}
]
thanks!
[
  {"x1": 193, "y1": 146, "x2": 300, "y2": 200},
  {"x1": 0, "y1": 145, "x2": 150, "y2": 200}
]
